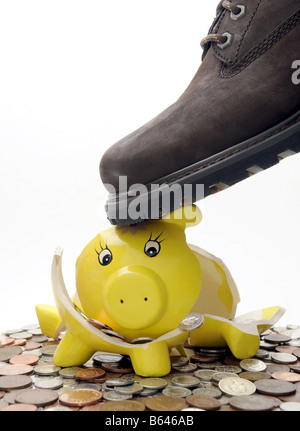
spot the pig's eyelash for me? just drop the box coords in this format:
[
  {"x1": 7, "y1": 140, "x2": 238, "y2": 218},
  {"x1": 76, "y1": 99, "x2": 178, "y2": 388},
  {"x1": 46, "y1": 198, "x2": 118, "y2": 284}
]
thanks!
[
  {"x1": 95, "y1": 240, "x2": 109, "y2": 255},
  {"x1": 148, "y1": 232, "x2": 165, "y2": 243}
]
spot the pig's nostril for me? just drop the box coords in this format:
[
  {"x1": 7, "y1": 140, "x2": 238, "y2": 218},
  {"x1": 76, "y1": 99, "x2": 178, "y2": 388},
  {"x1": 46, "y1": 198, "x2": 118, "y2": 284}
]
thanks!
[
  {"x1": 120, "y1": 299, "x2": 124, "y2": 304},
  {"x1": 144, "y1": 297, "x2": 148, "y2": 301}
]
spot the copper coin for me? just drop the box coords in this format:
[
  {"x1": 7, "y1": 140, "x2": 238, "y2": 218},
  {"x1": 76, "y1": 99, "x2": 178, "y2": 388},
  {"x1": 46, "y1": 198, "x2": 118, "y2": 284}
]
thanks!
[
  {"x1": 192, "y1": 355, "x2": 220, "y2": 363},
  {"x1": 254, "y1": 379, "x2": 296, "y2": 396},
  {"x1": 266, "y1": 364, "x2": 290, "y2": 373},
  {"x1": 278, "y1": 391, "x2": 300, "y2": 403},
  {"x1": 1, "y1": 403, "x2": 37, "y2": 411},
  {"x1": 290, "y1": 365, "x2": 300, "y2": 373},
  {"x1": 186, "y1": 394, "x2": 220, "y2": 411},
  {"x1": 25, "y1": 342, "x2": 42, "y2": 351},
  {"x1": 145, "y1": 395, "x2": 187, "y2": 411},
  {"x1": 12, "y1": 339, "x2": 27, "y2": 347},
  {"x1": 59, "y1": 389, "x2": 102, "y2": 407},
  {"x1": 0, "y1": 364, "x2": 33, "y2": 376},
  {"x1": 239, "y1": 371, "x2": 271, "y2": 381},
  {"x1": 293, "y1": 349, "x2": 300, "y2": 360},
  {"x1": 271, "y1": 371, "x2": 300, "y2": 383},
  {"x1": 75, "y1": 368, "x2": 105, "y2": 381},
  {"x1": 86, "y1": 318, "x2": 112, "y2": 331},
  {"x1": 0, "y1": 346, "x2": 22, "y2": 362},
  {"x1": 101, "y1": 372, "x2": 123, "y2": 381},
  {"x1": 101, "y1": 363, "x2": 133, "y2": 374},
  {"x1": 10, "y1": 354, "x2": 39, "y2": 366},
  {"x1": 0, "y1": 375, "x2": 32, "y2": 390},
  {"x1": 15, "y1": 388, "x2": 58, "y2": 406},
  {"x1": 0, "y1": 335, "x2": 14, "y2": 348},
  {"x1": 96, "y1": 400, "x2": 145, "y2": 411},
  {"x1": 42, "y1": 340, "x2": 59, "y2": 346},
  {"x1": 229, "y1": 395, "x2": 275, "y2": 411},
  {"x1": 275, "y1": 345, "x2": 297, "y2": 354},
  {"x1": 260, "y1": 395, "x2": 282, "y2": 408}
]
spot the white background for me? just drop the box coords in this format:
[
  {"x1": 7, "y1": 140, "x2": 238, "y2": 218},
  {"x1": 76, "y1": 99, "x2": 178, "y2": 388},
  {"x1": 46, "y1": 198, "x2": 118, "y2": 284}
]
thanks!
[{"x1": 0, "y1": 0, "x2": 299, "y2": 332}]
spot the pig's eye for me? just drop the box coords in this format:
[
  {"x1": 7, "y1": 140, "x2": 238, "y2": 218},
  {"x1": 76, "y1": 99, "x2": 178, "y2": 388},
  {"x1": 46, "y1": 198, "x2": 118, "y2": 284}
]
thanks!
[
  {"x1": 98, "y1": 248, "x2": 113, "y2": 266},
  {"x1": 144, "y1": 240, "x2": 161, "y2": 258}
]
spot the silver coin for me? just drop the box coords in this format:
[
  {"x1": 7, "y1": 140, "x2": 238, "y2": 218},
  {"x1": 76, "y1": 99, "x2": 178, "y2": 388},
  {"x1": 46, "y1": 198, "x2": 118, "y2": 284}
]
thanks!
[
  {"x1": 75, "y1": 383, "x2": 102, "y2": 391},
  {"x1": 114, "y1": 382, "x2": 144, "y2": 395},
  {"x1": 212, "y1": 372, "x2": 239, "y2": 384},
  {"x1": 286, "y1": 324, "x2": 300, "y2": 330},
  {"x1": 40, "y1": 345, "x2": 57, "y2": 356},
  {"x1": 172, "y1": 375, "x2": 200, "y2": 388},
  {"x1": 28, "y1": 328, "x2": 43, "y2": 336},
  {"x1": 130, "y1": 337, "x2": 154, "y2": 344},
  {"x1": 44, "y1": 406, "x2": 73, "y2": 411},
  {"x1": 260, "y1": 340, "x2": 278, "y2": 350},
  {"x1": 282, "y1": 328, "x2": 300, "y2": 340},
  {"x1": 219, "y1": 377, "x2": 256, "y2": 396},
  {"x1": 33, "y1": 376, "x2": 63, "y2": 390},
  {"x1": 3, "y1": 329, "x2": 23, "y2": 336},
  {"x1": 170, "y1": 356, "x2": 190, "y2": 367},
  {"x1": 59, "y1": 367, "x2": 82, "y2": 379},
  {"x1": 270, "y1": 352, "x2": 297, "y2": 364},
  {"x1": 192, "y1": 387, "x2": 222, "y2": 398},
  {"x1": 181, "y1": 407, "x2": 205, "y2": 411},
  {"x1": 162, "y1": 386, "x2": 192, "y2": 398},
  {"x1": 287, "y1": 339, "x2": 300, "y2": 347},
  {"x1": 101, "y1": 382, "x2": 115, "y2": 391},
  {"x1": 9, "y1": 331, "x2": 32, "y2": 340},
  {"x1": 280, "y1": 402, "x2": 300, "y2": 411},
  {"x1": 82, "y1": 358, "x2": 95, "y2": 368},
  {"x1": 255, "y1": 349, "x2": 269, "y2": 359},
  {"x1": 172, "y1": 363, "x2": 198, "y2": 373},
  {"x1": 139, "y1": 388, "x2": 159, "y2": 397},
  {"x1": 197, "y1": 361, "x2": 223, "y2": 369},
  {"x1": 34, "y1": 364, "x2": 61, "y2": 376},
  {"x1": 64, "y1": 379, "x2": 77, "y2": 388},
  {"x1": 105, "y1": 376, "x2": 134, "y2": 387},
  {"x1": 21, "y1": 324, "x2": 40, "y2": 331},
  {"x1": 101, "y1": 329, "x2": 126, "y2": 341},
  {"x1": 139, "y1": 378, "x2": 168, "y2": 390},
  {"x1": 199, "y1": 347, "x2": 227, "y2": 355},
  {"x1": 215, "y1": 365, "x2": 242, "y2": 374},
  {"x1": 239, "y1": 359, "x2": 267, "y2": 372},
  {"x1": 194, "y1": 369, "x2": 216, "y2": 382},
  {"x1": 93, "y1": 353, "x2": 123, "y2": 363},
  {"x1": 178, "y1": 313, "x2": 204, "y2": 332},
  {"x1": 103, "y1": 390, "x2": 133, "y2": 401}
]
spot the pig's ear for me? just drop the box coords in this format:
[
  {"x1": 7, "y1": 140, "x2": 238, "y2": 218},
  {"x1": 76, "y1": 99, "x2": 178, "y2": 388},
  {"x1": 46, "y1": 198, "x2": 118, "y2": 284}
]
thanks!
[{"x1": 161, "y1": 204, "x2": 202, "y2": 229}]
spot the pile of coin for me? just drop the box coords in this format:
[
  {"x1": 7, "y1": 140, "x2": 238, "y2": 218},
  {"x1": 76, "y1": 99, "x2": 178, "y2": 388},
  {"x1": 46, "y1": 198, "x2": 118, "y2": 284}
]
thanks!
[{"x1": 1, "y1": 322, "x2": 300, "y2": 411}]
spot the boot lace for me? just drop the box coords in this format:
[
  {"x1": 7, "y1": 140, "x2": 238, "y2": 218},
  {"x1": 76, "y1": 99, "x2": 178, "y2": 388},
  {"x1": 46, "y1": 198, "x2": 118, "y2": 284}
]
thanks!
[{"x1": 201, "y1": 1, "x2": 246, "y2": 58}]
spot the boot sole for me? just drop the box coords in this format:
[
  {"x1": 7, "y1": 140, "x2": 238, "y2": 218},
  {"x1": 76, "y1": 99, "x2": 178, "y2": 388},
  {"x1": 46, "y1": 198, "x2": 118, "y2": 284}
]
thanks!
[{"x1": 105, "y1": 109, "x2": 300, "y2": 225}]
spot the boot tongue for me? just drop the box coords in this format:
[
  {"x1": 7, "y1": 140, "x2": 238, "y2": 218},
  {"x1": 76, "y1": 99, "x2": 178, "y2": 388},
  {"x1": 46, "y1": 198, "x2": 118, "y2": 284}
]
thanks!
[{"x1": 210, "y1": 0, "x2": 300, "y2": 67}]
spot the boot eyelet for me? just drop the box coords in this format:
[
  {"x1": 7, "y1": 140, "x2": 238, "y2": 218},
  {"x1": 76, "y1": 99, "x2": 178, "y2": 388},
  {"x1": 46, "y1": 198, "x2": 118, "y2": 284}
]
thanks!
[
  {"x1": 217, "y1": 32, "x2": 233, "y2": 49},
  {"x1": 230, "y1": 4, "x2": 246, "y2": 21}
]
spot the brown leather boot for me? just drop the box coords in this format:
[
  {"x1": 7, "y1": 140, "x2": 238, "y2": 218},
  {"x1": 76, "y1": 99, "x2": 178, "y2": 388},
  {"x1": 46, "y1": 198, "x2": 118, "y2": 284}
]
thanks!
[{"x1": 100, "y1": 0, "x2": 300, "y2": 225}]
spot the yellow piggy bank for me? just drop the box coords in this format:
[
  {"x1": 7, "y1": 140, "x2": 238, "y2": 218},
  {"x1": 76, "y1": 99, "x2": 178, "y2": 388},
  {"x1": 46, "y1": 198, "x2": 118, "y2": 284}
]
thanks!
[{"x1": 36, "y1": 205, "x2": 284, "y2": 377}]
